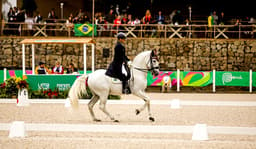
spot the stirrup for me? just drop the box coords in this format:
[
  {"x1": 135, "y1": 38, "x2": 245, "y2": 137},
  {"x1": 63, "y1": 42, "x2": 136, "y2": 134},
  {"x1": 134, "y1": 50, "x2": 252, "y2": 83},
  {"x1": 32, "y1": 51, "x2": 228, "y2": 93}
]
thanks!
[{"x1": 122, "y1": 87, "x2": 131, "y2": 94}]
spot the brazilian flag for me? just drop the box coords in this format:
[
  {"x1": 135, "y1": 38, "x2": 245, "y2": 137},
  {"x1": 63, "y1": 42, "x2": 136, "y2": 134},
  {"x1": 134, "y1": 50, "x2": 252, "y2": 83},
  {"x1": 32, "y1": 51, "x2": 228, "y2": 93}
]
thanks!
[{"x1": 74, "y1": 24, "x2": 97, "y2": 36}]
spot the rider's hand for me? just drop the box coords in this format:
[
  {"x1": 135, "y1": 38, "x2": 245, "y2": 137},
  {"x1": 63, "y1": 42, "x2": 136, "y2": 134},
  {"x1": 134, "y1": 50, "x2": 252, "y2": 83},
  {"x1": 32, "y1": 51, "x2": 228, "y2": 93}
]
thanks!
[{"x1": 128, "y1": 61, "x2": 132, "y2": 67}]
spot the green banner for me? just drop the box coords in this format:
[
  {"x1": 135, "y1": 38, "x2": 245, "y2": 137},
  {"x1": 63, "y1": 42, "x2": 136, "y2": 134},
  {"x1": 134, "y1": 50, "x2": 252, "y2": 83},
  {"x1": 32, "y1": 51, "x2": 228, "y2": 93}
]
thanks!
[
  {"x1": 253, "y1": 72, "x2": 256, "y2": 87},
  {"x1": 27, "y1": 75, "x2": 81, "y2": 91},
  {"x1": 74, "y1": 24, "x2": 97, "y2": 37},
  {"x1": 0, "y1": 70, "x2": 4, "y2": 83},
  {"x1": 216, "y1": 71, "x2": 249, "y2": 86}
]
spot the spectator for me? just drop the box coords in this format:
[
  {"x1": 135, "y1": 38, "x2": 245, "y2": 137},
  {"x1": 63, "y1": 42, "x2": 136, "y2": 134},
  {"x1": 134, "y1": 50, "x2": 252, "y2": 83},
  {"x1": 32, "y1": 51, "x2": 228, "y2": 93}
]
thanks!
[
  {"x1": 173, "y1": 10, "x2": 183, "y2": 25},
  {"x1": 207, "y1": 12, "x2": 214, "y2": 37},
  {"x1": 97, "y1": 16, "x2": 107, "y2": 36},
  {"x1": 142, "y1": 9, "x2": 152, "y2": 24},
  {"x1": 142, "y1": 9, "x2": 152, "y2": 37},
  {"x1": 218, "y1": 12, "x2": 226, "y2": 25},
  {"x1": 105, "y1": 8, "x2": 116, "y2": 35},
  {"x1": 113, "y1": 15, "x2": 122, "y2": 33},
  {"x1": 212, "y1": 11, "x2": 218, "y2": 25},
  {"x1": 83, "y1": 15, "x2": 91, "y2": 23},
  {"x1": 105, "y1": 9, "x2": 115, "y2": 24},
  {"x1": 155, "y1": 10, "x2": 165, "y2": 24},
  {"x1": 7, "y1": 7, "x2": 15, "y2": 22},
  {"x1": 34, "y1": 12, "x2": 43, "y2": 23},
  {"x1": 76, "y1": 8, "x2": 84, "y2": 18},
  {"x1": 47, "y1": 8, "x2": 58, "y2": 36},
  {"x1": 122, "y1": 13, "x2": 128, "y2": 24},
  {"x1": 47, "y1": 8, "x2": 58, "y2": 22},
  {"x1": 132, "y1": 16, "x2": 141, "y2": 25},
  {"x1": 127, "y1": 14, "x2": 133, "y2": 25},
  {"x1": 66, "y1": 63, "x2": 78, "y2": 74},
  {"x1": 52, "y1": 61, "x2": 64, "y2": 74},
  {"x1": 155, "y1": 10, "x2": 165, "y2": 37},
  {"x1": 35, "y1": 62, "x2": 50, "y2": 74},
  {"x1": 7, "y1": 7, "x2": 16, "y2": 35},
  {"x1": 169, "y1": 9, "x2": 177, "y2": 24},
  {"x1": 67, "y1": 13, "x2": 74, "y2": 23}
]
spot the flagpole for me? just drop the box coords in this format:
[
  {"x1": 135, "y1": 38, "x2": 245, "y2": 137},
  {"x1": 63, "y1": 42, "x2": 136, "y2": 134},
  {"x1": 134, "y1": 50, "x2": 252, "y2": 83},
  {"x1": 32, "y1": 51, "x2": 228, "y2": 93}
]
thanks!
[{"x1": 92, "y1": 0, "x2": 95, "y2": 39}]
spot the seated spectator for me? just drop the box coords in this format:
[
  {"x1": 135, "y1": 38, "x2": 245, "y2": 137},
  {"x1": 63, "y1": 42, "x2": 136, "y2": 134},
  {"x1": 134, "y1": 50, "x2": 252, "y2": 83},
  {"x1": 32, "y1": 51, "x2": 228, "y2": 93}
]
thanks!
[
  {"x1": 35, "y1": 62, "x2": 50, "y2": 74},
  {"x1": 132, "y1": 16, "x2": 141, "y2": 25},
  {"x1": 121, "y1": 13, "x2": 128, "y2": 24},
  {"x1": 142, "y1": 9, "x2": 153, "y2": 36},
  {"x1": 66, "y1": 63, "x2": 78, "y2": 74},
  {"x1": 113, "y1": 15, "x2": 121, "y2": 33},
  {"x1": 155, "y1": 10, "x2": 165, "y2": 37},
  {"x1": 127, "y1": 14, "x2": 133, "y2": 25},
  {"x1": 52, "y1": 61, "x2": 64, "y2": 74}
]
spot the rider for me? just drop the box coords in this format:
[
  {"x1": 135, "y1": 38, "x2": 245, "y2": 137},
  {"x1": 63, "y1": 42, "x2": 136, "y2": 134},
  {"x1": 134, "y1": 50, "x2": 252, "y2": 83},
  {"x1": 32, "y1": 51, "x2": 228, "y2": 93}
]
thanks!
[{"x1": 106, "y1": 32, "x2": 131, "y2": 94}]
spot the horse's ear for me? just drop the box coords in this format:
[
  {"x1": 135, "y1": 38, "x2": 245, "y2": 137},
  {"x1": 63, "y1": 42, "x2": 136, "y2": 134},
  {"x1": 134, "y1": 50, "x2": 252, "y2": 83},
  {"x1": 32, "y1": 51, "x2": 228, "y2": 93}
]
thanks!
[{"x1": 151, "y1": 49, "x2": 157, "y2": 57}]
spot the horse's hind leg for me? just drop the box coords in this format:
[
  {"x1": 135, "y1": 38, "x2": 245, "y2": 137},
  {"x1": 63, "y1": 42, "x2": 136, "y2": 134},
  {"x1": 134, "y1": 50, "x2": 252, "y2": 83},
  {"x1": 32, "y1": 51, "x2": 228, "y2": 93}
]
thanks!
[
  {"x1": 134, "y1": 91, "x2": 154, "y2": 122},
  {"x1": 99, "y1": 95, "x2": 118, "y2": 122},
  {"x1": 88, "y1": 95, "x2": 100, "y2": 121}
]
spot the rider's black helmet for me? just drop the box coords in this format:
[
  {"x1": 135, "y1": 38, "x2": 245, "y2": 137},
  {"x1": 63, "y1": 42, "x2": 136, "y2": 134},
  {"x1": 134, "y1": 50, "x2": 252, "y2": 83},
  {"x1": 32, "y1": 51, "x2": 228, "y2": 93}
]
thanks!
[{"x1": 117, "y1": 32, "x2": 126, "y2": 40}]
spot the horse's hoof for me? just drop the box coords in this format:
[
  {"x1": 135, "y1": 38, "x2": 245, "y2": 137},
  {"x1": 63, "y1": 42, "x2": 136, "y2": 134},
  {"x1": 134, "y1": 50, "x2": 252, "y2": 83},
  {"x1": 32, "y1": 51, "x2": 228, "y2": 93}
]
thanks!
[
  {"x1": 93, "y1": 119, "x2": 101, "y2": 122},
  {"x1": 149, "y1": 117, "x2": 155, "y2": 122},
  {"x1": 113, "y1": 119, "x2": 119, "y2": 123},
  {"x1": 135, "y1": 109, "x2": 140, "y2": 115}
]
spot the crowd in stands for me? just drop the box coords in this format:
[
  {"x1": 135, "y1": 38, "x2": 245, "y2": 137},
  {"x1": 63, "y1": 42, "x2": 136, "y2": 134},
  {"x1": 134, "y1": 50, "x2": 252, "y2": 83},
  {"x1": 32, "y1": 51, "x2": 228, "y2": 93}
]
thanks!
[{"x1": 4, "y1": 4, "x2": 256, "y2": 36}]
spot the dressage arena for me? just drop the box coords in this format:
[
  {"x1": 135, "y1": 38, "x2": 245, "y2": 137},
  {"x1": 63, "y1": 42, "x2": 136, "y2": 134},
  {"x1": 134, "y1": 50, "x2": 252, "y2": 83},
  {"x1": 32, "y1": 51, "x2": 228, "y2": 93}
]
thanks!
[{"x1": 0, "y1": 93, "x2": 256, "y2": 149}]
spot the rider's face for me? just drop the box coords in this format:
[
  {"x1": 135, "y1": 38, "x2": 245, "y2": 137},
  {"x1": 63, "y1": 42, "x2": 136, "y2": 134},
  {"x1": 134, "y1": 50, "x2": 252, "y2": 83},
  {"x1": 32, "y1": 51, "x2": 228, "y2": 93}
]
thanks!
[{"x1": 119, "y1": 38, "x2": 126, "y2": 44}]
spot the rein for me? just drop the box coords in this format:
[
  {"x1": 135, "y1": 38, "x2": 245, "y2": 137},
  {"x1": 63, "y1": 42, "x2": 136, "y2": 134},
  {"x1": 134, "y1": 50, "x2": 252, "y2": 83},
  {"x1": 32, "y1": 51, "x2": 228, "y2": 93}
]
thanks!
[{"x1": 133, "y1": 55, "x2": 159, "y2": 73}]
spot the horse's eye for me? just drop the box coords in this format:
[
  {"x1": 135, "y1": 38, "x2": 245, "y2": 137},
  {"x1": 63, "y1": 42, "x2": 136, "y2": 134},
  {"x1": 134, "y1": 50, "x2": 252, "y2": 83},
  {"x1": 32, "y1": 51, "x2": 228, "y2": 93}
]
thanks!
[{"x1": 153, "y1": 60, "x2": 156, "y2": 63}]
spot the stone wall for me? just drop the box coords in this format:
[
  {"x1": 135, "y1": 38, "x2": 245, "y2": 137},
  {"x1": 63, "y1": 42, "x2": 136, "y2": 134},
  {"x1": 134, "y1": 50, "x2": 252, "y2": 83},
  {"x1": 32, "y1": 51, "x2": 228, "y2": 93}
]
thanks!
[{"x1": 1, "y1": 37, "x2": 256, "y2": 71}]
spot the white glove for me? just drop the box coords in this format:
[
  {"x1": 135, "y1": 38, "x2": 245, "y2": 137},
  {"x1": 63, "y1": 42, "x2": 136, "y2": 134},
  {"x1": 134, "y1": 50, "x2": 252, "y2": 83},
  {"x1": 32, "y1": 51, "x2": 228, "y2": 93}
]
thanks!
[{"x1": 128, "y1": 61, "x2": 132, "y2": 67}]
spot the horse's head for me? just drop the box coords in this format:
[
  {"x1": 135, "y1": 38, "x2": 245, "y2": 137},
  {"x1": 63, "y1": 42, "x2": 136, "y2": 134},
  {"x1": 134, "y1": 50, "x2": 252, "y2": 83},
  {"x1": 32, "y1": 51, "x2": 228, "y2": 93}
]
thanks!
[{"x1": 147, "y1": 49, "x2": 160, "y2": 76}]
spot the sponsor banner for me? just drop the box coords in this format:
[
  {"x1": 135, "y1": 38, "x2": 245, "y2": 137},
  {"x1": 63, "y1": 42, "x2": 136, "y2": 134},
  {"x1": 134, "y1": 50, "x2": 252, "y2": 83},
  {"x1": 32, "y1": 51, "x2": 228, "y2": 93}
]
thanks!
[
  {"x1": 253, "y1": 72, "x2": 256, "y2": 87},
  {"x1": 147, "y1": 71, "x2": 212, "y2": 87},
  {"x1": 216, "y1": 71, "x2": 249, "y2": 86},
  {"x1": 74, "y1": 24, "x2": 97, "y2": 37},
  {"x1": 27, "y1": 75, "x2": 80, "y2": 91},
  {"x1": 1, "y1": 70, "x2": 255, "y2": 89},
  {"x1": 0, "y1": 70, "x2": 4, "y2": 83}
]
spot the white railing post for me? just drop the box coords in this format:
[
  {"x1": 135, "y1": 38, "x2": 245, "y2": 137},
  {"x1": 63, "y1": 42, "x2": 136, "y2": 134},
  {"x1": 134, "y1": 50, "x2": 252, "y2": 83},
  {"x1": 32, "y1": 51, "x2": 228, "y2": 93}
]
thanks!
[
  {"x1": 91, "y1": 44, "x2": 95, "y2": 72},
  {"x1": 213, "y1": 69, "x2": 216, "y2": 93},
  {"x1": 249, "y1": 69, "x2": 252, "y2": 93},
  {"x1": 177, "y1": 69, "x2": 180, "y2": 92},
  {"x1": 4, "y1": 68, "x2": 7, "y2": 81},
  {"x1": 83, "y1": 44, "x2": 87, "y2": 75},
  {"x1": 32, "y1": 44, "x2": 35, "y2": 75},
  {"x1": 22, "y1": 44, "x2": 26, "y2": 75}
]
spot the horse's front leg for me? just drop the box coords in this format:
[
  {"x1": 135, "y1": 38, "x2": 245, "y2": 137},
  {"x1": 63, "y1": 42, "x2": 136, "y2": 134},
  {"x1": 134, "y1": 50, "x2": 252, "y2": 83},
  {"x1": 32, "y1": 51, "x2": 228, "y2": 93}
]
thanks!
[{"x1": 134, "y1": 91, "x2": 154, "y2": 122}]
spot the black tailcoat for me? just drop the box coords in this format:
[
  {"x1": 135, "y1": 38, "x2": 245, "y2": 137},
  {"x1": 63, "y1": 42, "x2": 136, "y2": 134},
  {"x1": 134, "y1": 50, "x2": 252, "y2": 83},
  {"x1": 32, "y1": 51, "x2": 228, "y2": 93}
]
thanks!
[{"x1": 106, "y1": 41, "x2": 130, "y2": 81}]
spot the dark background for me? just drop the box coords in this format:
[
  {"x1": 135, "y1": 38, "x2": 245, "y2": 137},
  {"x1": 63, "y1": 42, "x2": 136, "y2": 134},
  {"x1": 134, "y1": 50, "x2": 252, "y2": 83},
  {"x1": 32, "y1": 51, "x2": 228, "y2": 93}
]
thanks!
[
  {"x1": 15, "y1": 0, "x2": 255, "y2": 21},
  {"x1": 92, "y1": 0, "x2": 255, "y2": 19}
]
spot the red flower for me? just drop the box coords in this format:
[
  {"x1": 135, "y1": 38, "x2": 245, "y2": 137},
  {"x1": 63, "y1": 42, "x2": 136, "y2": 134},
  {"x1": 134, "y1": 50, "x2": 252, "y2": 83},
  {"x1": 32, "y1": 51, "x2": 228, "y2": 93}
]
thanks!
[{"x1": 0, "y1": 82, "x2": 6, "y2": 88}]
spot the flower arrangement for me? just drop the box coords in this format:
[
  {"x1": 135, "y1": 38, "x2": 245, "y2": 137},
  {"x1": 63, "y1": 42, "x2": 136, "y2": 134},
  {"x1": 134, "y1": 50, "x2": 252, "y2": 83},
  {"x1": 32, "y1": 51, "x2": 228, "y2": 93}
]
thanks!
[
  {"x1": 0, "y1": 76, "x2": 29, "y2": 98},
  {"x1": 16, "y1": 77, "x2": 29, "y2": 89},
  {"x1": 43, "y1": 88, "x2": 59, "y2": 98}
]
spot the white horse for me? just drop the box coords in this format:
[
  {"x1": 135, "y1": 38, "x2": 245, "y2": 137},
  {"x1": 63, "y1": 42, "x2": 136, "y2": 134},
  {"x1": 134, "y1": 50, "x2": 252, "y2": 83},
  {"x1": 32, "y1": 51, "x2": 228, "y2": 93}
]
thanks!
[{"x1": 68, "y1": 50, "x2": 160, "y2": 122}]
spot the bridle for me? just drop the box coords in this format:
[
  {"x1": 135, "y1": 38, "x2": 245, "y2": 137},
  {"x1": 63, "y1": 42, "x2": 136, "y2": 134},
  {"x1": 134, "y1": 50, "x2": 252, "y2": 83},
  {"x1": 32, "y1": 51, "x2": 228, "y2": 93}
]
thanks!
[{"x1": 133, "y1": 55, "x2": 159, "y2": 74}]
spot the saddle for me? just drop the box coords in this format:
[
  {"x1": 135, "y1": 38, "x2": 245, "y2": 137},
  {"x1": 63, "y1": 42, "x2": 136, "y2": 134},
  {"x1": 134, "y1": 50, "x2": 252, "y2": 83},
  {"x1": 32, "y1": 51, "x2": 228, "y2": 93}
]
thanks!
[{"x1": 111, "y1": 78, "x2": 122, "y2": 84}]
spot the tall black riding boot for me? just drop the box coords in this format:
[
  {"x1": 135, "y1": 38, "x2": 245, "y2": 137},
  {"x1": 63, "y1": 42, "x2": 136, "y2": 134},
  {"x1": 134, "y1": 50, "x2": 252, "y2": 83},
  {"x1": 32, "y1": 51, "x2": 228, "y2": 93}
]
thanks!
[{"x1": 122, "y1": 80, "x2": 131, "y2": 94}]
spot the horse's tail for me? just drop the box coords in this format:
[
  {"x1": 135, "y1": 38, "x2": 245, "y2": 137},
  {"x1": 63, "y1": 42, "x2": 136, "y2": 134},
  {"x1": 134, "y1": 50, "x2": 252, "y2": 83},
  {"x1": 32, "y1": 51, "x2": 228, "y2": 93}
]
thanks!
[{"x1": 68, "y1": 74, "x2": 88, "y2": 109}]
